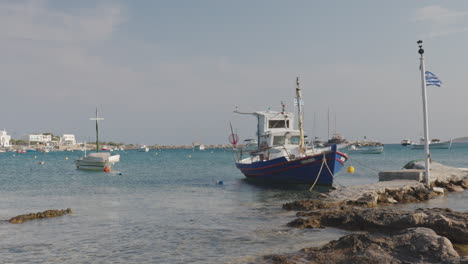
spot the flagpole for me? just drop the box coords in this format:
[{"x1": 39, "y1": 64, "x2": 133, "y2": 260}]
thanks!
[{"x1": 417, "y1": 40, "x2": 431, "y2": 186}]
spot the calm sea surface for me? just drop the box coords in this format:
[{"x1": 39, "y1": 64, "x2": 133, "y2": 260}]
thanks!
[{"x1": 0, "y1": 144, "x2": 467, "y2": 263}]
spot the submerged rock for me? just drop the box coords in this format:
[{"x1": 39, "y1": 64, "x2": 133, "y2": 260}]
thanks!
[
  {"x1": 9, "y1": 208, "x2": 72, "y2": 224},
  {"x1": 263, "y1": 227, "x2": 461, "y2": 264}
]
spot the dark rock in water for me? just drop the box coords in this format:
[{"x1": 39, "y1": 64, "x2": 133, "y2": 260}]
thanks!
[
  {"x1": 446, "y1": 183, "x2": 465, "y2": 192},
  {"x1": 282, "y1": 200, "x2": 342, "y2": 211},
  {"x1": 288, "y1": 207, "x2": 468, "y2": 244},
  {"x1": 9, "y1": 208, "x2": 72, "y2": 224},
  {"x1": 263, "y1": 228, "x2": 460, "y2": 264}
]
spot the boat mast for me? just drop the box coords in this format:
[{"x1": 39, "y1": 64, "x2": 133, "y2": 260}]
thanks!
[
  {"x1": 327, "y1": 108, "x2": 330, "y2": 141},
  {"x1": 417, "y1": 40, "x2": 431, "y2": 186},
  {"x1": 296, "y1": 77, "x2": 305, "y2": 153},
  {"x1": 90, "y1": 108, "x2": 104, "y2": 153}
]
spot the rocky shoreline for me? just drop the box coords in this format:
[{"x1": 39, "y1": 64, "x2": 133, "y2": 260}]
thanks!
[
  {"x1": 260, "y1": 162, "x2": 468, "y2": 263},
  {"x1": 265, "y1": 227, "x2": 463, "y2": 264}
]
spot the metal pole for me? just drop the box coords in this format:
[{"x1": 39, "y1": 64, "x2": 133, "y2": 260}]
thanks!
[
  {"x1": 95, "y1": 108, "x2": 99, "y2": 152},
  {"x1": 418, "y1": 40, "x2": 431, "y2": 186}
]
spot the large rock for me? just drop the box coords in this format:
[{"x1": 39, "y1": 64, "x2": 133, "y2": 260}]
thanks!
[
  {"x1": 263, "y1": 227, "x2": 460, "y2": 264},
  {"x1": 9, "y1": 208, "x2": 72, "y2": 224},
  {"x1": 288, "y1": 207, "x2": 468, "y2": 244}
]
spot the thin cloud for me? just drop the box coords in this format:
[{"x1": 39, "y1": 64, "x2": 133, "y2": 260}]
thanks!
[
  {"x1": 414, "y1": 5, "x2": 468, "y2": 38},
  {"x1": 415, "y1": 5, "x2": 467, "y2": 25},
  {"x1": 0, "y1": 0, "x2": 123, "y2": 44}
]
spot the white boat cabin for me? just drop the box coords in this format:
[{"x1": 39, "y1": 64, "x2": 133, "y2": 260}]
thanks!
[
  {"x1": 255, "y1": 110, "x2": 301, "y2": 149},
  {"x1": 236, "y1": 110, "x2": 323, "y2": 164}
]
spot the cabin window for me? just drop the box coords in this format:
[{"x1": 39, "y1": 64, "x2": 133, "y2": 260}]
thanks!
[
  {"x1": 269, "y1": 120, "x2": 289, "y2": 128},
  {"x1": 273, "y1": 136, "x2": 285, "y2": 145},
  {"x1": 289, "y1": 136, "x2": 300, "y2": 145}
]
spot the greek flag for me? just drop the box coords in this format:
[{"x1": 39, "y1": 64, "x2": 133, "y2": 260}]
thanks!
[{"x1": 425, "y1": 71, "x2": 442, "y2": 87}]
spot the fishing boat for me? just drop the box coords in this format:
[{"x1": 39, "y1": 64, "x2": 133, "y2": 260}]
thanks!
[
  {"x1": 411, "y1": 138, "x2": 452, "y2": 149},
  {"x1": 233, "y1": 78, "x2": 348, "y2": 185},
  {"x1": 76, "y1": 109, "x2": 120, "y2": 171}
]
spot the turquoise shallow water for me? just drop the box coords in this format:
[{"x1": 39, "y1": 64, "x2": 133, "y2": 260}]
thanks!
[{"x1": 0, "y1": 144, "x2": 467, "y2": 263}]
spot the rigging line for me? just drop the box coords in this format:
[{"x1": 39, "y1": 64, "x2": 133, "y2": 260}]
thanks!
[{"x1": 350, "y1": 158, "x2": 381, "y2": 173}]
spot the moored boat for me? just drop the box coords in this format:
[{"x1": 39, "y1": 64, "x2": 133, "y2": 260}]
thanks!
[
  {"x1": 411, "y1": 138, "x2": 452, "y2": 149},
  {"x1": 348, "y1": 145, "x2": 384, "y2": 154},
  {"x1": 138, "y1": 145, "x2": 150, "y2": 152},
  {"x1": 76, "y1": 109, "x2": 120, "y2": 171},
  {"x1": 76, "y1": 152, "x2": 120, "y2": 171},
  {"x1": 233, "y1": 78, "x2": 348, "y2": 185},
  {"x1": 401, "y1": 139, "x2": 412, "y2": 146}
]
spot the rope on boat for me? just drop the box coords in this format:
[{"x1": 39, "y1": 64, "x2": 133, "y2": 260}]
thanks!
[{"x1": 309, "y1": 153, "x2": 328, "y2": 192}]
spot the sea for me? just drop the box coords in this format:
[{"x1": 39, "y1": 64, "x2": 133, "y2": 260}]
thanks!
[{"x1": 0, "y1": 144, "x2": 467, "y2": 263}]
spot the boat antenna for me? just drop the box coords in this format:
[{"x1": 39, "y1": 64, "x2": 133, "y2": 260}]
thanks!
[
  {"x1": 90, "y1": 108, "x2": 104, "y2": 153},
  {"x1": 418, "y1": 40, "x2": 431, "y2": 186},
  {"x1": 296, "y1": 77, "x2": 305, "y2": 154}
]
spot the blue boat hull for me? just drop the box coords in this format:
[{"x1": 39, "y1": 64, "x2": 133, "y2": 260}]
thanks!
[{"x1": 236, "y1": 150, "x2": 348, "y2": 185}]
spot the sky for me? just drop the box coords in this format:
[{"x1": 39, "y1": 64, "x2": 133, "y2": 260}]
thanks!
[{"x1": 1, "y1": 0, "x2": 468, "y2": 145}]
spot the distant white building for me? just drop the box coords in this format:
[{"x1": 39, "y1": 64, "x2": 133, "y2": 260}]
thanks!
[
  {"x1": 0, "y1": 130, "x2": 11, "y2": 147},
  {"x1": 61, "y1": 134, "x2": 76, "y2": 145},
  {"x1": 29, "y1": 134, "x2": 52, "y2": 145}
]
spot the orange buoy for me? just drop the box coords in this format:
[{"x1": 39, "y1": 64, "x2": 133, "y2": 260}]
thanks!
[{"x1": 104, "y1": 166, "x2": 111, "y2": 172}]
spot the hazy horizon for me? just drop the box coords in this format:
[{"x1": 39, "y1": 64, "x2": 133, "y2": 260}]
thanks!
[{"x1": 2, "y1": 1, "x2": 468, "y2": 145}]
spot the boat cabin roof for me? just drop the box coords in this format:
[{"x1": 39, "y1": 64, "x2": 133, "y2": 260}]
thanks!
[{"x1": 254, "y1": 110, "x2": 296, "y2": 134}]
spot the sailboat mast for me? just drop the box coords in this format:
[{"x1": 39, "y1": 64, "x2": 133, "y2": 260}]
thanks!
[
  {"x1": 296, "y1": 77, "x2": 305, "y2": 153},
  {"x1": 418, "y1": 40, "x2": 431, "y2": 185},
  {"x1": 95, "y1": 108, "x2": 99, "y2": 152},
  {"x1": 90, "y1": 108, "x2": 104, "y2": 153}
]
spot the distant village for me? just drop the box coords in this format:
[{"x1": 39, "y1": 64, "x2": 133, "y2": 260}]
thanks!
[{"x1": 0, "y1": 130, "x2": 233, "y2": 152}]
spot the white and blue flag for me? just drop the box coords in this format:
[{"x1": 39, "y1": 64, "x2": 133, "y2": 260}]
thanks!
[{"x1": 425, "y1": 71, "x2": 442, "y2": 87}]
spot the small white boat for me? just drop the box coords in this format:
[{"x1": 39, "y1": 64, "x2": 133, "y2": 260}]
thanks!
[
  {"x1": 76, "y1": 109, "x2": 120, "y2": 171},
  {"x1": 401, "y1": 139, "x2": 412, "y2": 146},
  {"x1": 411, "y1": 138, "x2": 452, "y2": 149},
  {"x1": 139, "y1": 145, "x2": 149, "y2": 152},
  {"x1": 241, "y1": 139, "x2": 258, "y2": 152},
  {"x1": 348, "y1": 145, "x2": 384, "y2": 154},
  {"x1": 76, "y1": 152, "x2": 120, "y2": 171},
  {"x1": 192, "y1": 143, "x2": 205, "y2": 151}
]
